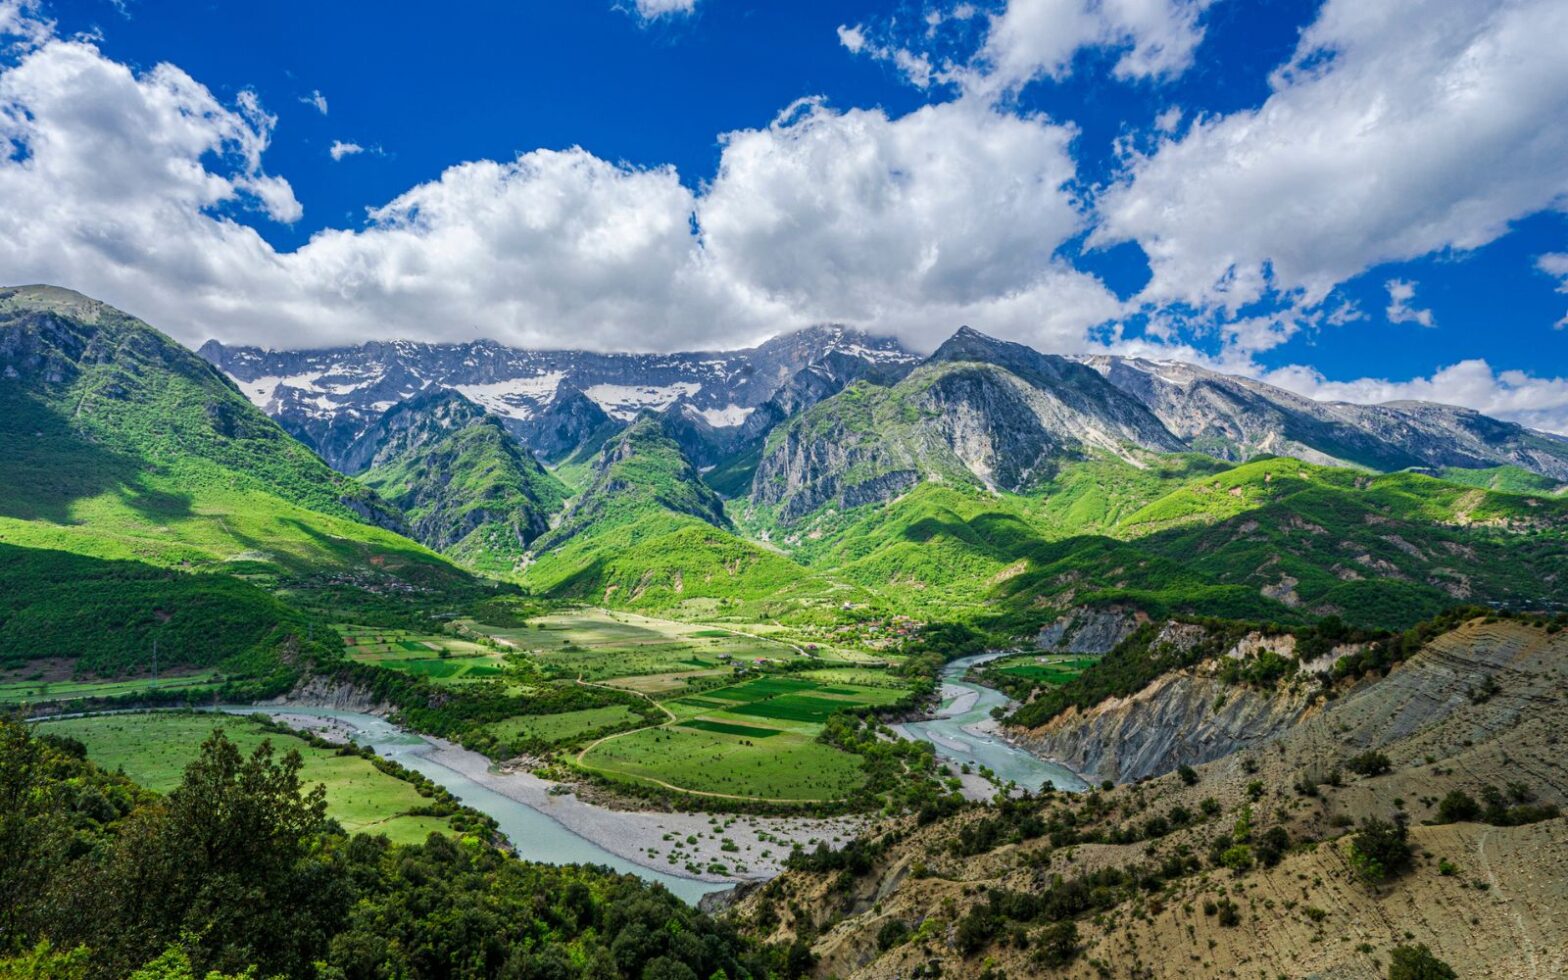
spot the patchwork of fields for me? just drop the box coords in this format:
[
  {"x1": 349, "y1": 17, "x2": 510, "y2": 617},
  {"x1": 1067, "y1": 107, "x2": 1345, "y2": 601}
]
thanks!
[
  {"x1": 986, "y1": 654, "x2": 1099, "y2": 685},
  {"x1": 0, "y1": 668, "x2": 224, "y2": 706},
  {"x1": 37, "y1": 712, "x2": 463, "y2": 845},
  {"x1": 333, "y1": 608, "x2": 918, "y2": 804},
  {"x1": 340, "y1": 627, "x2": 509, "y2": 683},
  {"x1": 577, "y1": 673, "x2": 912, "y2": 802}
]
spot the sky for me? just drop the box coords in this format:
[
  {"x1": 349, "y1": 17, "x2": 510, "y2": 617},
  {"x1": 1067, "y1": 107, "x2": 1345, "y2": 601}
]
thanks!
[{"x1": 1, "y1": 0, "x2": 1567, "y2": 431}]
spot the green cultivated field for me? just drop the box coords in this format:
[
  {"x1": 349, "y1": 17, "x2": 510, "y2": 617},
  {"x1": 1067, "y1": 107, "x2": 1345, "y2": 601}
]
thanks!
[
  {"x1": 341, "y1": 627, "x2": 510, "y2": 684},
  {"x1": 575, "y1": 670, "x2": 910, "y2": 802},
  {"x1": 578, "y1": 726, "x2": 865, "y2": 802},
  {"x1": 38, "y1": 713, "x2": 459, "y2": 844},
  {"x1": 0, "y1": 669, "x2": 223, "y2": 706},
  {"x1": 482, "y1": 705, "x2": 643, "y2": 745},
  {"x1": 991, "y1": 655, "x2": 1099, "y2": 685},
  {"x1": 462, "y1": 609, "x2": 804, "y2": 680}
]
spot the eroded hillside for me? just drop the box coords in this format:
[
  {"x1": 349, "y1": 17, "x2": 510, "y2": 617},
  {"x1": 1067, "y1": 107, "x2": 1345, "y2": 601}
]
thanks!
[{"x1": 730, "y1": 618, "x2": 1568, "y2": 978}]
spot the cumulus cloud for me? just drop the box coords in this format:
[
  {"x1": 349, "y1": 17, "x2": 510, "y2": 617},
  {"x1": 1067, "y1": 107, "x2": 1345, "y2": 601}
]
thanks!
[
  {"x1": 974, "y1": 0, "x2": 1212, "y2": 90},
  {"x1": 1261, "y1": 360, "x2": 1568, "y2": 436},
  {"x1": 0, "y1": 14, "x2": 1124, "y2": 354},
  {"x1": 840, "y1": 0, "x2": 1213, "y2": 93},
  {"x1": 1384, "y1": 279, "x2": 1434, "y2": 328},
  {"x1": 301, "y1": 89, "x2": 327, "y2": 114},
  {"x1": 328, "y1": 139, "x2": 363, "y2": 161},
  {"x1": 627, "y1": 0, "x2": 697, "y2": 20},
  {"x1": 1095, "y1": 0, "x2": 1568, "y2": 312},
  {"x1": 698, "y1": 97, "x2": 1117, "y2": 350},
  {"x1": 1539, "y1": 252, "x2": 1568, "y2": 329}
]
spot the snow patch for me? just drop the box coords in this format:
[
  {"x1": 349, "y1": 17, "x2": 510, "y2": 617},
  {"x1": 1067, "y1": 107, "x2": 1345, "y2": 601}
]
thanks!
[
  {"x1": 696, "y1": 404, "x2": 754, "y2": 427},
  {"x1": 455, "y1": 373, "x2": 567, "y2": 419},
  {"x1": 584, "y1": 382, "x2": 701, "y2": 420},
  {"x1": 239, "y1": 372, "x2": 324, "y2": 409}
]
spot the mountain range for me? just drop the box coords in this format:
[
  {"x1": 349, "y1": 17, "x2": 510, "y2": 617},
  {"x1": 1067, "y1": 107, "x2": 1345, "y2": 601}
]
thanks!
[{"x1": 4, "y1": 282, "x2": 1566, "y2": 639}]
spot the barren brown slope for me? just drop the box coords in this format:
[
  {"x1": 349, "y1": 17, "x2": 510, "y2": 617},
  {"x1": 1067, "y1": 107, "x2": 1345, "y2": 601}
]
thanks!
[{"x1": 730, "y1": 619, "x2": 1568, "y2": 979}]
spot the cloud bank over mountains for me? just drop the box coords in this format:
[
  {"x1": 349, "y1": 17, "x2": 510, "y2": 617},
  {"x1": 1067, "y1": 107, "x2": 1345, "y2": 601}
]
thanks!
[{"x1": 1, "y1": 0, "x2": 1566, "y2": 431}]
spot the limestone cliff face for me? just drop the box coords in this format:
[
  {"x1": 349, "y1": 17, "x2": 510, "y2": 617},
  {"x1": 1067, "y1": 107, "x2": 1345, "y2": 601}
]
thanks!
[
  {"x1": 751, "y1": 328, "x2": 1185, "y2": 523},
  {"x1": 1014, "y1": 668, "x2": 1317, "y2": 784},
  {"x1": 1080, "y1": 354, "x2": 1568, "y2": 478}
]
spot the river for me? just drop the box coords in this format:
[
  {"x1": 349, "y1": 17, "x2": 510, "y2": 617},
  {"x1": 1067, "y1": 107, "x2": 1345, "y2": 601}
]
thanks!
[
  {"x1": 897, "y1": 652, "x2": 1088, "y2": 794},
  {"x1": 213, "y1": 706, "x2": 728, "y2": 905}
]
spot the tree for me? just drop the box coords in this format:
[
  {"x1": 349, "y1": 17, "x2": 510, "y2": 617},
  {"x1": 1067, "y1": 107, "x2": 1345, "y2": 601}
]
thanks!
[
  {"x1": 1346, "y1": 751, "x2": 1392, "y2": 777},
  {"x1": 1388, "y1": 944, "x2": 1457, "y2": 980},
  {"x1": 1349, "y1": 817, "x2": 1412, "y2": 884},
  {"x1": 89, "y1": 732, "x2": 346, "y2": 978},
  {"x1": 1032, "y1": 922, "x2": 1080, "y2": 968},
  {"x1": 1435, "y1": 790, "x2": 1480, "y2": 824}
]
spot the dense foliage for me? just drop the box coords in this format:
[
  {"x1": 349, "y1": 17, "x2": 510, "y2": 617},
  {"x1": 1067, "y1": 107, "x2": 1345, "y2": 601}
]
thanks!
[{"x1": 0, "y1": 719, "x2": 795, "y2": 979}]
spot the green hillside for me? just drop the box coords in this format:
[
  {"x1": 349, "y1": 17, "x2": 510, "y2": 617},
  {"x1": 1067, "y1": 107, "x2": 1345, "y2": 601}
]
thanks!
[
  {"x1": 525, "y1": 416, "x2": 828, "y2": 612},
  {"x1": 0, "y1": 286, "x2": 469, "y2": 593},
  {"x1": 742, "y1": 451, "x2": 1568, "y2": 630},
  {"x1": 364, "y1": 416, "x2": 569, "y2": 576}
]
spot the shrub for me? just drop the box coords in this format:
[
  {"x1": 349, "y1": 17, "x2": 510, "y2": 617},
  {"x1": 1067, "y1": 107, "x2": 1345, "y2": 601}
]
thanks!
[
  {"x1": 1177, "y1": 764, "x2": 1199, "y2": 786},
  {"x1": 1346, "y1": 751, "x2": 1393, "y2": 777},
  {"x1": 1388, "y1": 943, "x2": 1457, "y2": 980},
  {"x1": 1032, "y1": 922, "x2": 1080, "y2": 968},
  {"x1": 876, "y1": 920, "x2": 910, "y2": 952},
  {"x1": 1435, "y1": 790, "x2": 1480, "y2": 824},
  {"x1": 1349, "y1": 818, "x2": 1412, "y2": 884}
]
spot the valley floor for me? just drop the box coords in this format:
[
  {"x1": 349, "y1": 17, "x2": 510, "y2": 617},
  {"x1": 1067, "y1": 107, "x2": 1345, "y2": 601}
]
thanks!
[{"x1": 257, "y1": 703, "x2": 868, "y2": 885}]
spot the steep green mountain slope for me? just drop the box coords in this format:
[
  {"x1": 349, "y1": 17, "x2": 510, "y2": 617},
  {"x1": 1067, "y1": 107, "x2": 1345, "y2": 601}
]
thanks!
[
  {"x1": 0, "y1": 285, "x2": 466, "y2": 593},
  {"x1": 338, "y1": 386, "x2": 487, "y2": 474},
  {"x1": 741, "y1": 445, "x2": 1568, "y2": 629},
  {"x1": 524, "y1": 416, "x2": 823, "y2": 610},
  {"x1": 1014, "y1": 457, "x2": 1568, "y2": 627},
  {"x1": 751, "y1": 327, "x2": 1183, "y2": 524},
  {"x1": 363, "y1": 414, "x2": 569, "y2": 576},
  {"x1": 0, "y1": 543, "x2": 314, "y2": 697}
]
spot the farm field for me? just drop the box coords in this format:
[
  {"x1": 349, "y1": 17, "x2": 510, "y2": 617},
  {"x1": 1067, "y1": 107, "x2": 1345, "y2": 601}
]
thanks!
[
  {"x1": 0, "y1": 669, "x2": 224, "y2": 706},
  {"x1": 337, "y1": 607, "x2": 919, "y2": 805},
  {"x1": 577, "y1": 726, "x2": 866, "y2": 802},
  {"x1": 986, "y1": 654, "x2": 1100, "y2": 685},
  {"x1": 576, "y1": 671, "x2": 911, "y2": 802},
  {"x1": 482, "y1": 704, "x2": 643, "y2": 746},
  {"x1": 340, "y1": 625, "x2": 510, "y2": 684},
  {"x1": 459, "y1": 608, "x2": 806, "y2": 681},
  {"x1": 37, "y1": 712, "x2": 460, "y2": 844}
]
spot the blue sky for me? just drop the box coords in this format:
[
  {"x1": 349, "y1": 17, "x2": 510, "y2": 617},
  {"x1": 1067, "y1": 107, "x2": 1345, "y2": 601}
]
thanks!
[{"x1": 4, "y1": 0, "x2": 1568, "y2": 430}]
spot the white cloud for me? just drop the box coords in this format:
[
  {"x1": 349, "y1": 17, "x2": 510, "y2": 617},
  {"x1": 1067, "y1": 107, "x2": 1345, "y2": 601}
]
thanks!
[
  {"x1": 836, "y1": 23, "x2": 935, "y2": 88},
  {"x1": 1096, "y1": 0, "x2": 1568, "y2": 312},
  {"x1": 0, "y1": 0, "x2": 51, "y2": 47},
  {"x1": 1384, "y1": 279, "x2": 1434, "y2": 328},
  {"x1": 301, "y1": 88, "x2": 327, "y2": 115},
  {"x1": 628, "y1": 0, "x2": 697, "y2": 20},
  {"x1": 1153, "y1": 105, "x2": 1182, "y2": 133},
  {"x1": 841, "y1": 1, "x2": 1212, "y2": 94},
  {"x1": 0, "y1": 14, "x2": 1124, "y2": 354},
  {"x1": 1261, "y1": 360, "x2": 1568, "y2": 436},
  {"x1": 699, "y1": 97, "x2": 1120, "y2": 350},
  {"x1": 1540, "y1": 252, "x2": 1568, "y2": 329},
  {"x1": 328, "y1": 139, "x2": 363, "y2": 161},
  {"x1": 975, "y1": 0, "x2": 1212, "y2": 90}
]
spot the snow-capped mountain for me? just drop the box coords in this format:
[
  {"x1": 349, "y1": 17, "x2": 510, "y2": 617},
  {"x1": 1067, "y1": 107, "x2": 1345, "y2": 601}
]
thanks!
[{"x1": 198, "y1": 326, "x2": 917, "y2": 471}]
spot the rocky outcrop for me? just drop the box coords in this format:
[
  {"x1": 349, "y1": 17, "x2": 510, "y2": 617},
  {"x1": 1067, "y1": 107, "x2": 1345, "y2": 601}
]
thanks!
[
  {"x1": 511, "y1": 386, "x2": 619, "y2": 462},
  {"x1": 1034, "y1": 606, "x2": 1147, "y2": 654},
  {"x1": 751, "y1": 328, "x2": 1186, "y2": 522},
  {"x1": 1081, "y1": 354, "x2": 1568, "y2": 479},
  {"x1": 1015, "y1": 669, "x2": 1317, "y2": 784},
  {"x1": 339, "y1": 387, "x2": 486, "y2": 475}
]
